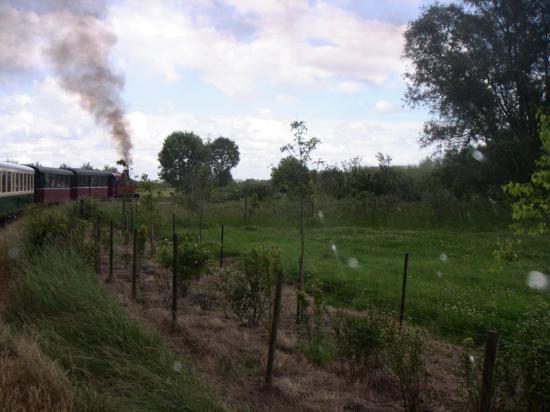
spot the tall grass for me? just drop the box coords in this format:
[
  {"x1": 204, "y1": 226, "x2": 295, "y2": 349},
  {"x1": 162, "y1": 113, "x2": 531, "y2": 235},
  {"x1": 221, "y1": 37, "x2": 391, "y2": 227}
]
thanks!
[{"x1": 5, "y1": 245, "x2": 222, "y2": 411}]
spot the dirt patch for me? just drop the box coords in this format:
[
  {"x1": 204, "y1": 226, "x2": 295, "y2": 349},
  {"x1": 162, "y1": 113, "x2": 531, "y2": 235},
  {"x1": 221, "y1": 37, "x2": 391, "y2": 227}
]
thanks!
[{"x1": 98, "y1": 245, "x2": 466, "y2": 412}]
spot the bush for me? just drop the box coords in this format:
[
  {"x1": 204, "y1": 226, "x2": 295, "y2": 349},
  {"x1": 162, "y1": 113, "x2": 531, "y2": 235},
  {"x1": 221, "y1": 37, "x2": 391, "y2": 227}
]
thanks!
[
  {"x1": 332, "y1": 309, "x2": 386, "y2": 382},
  {"x1": 461, "y1": 303, "x2": 550, "y2": 411},
  {"x1": 154, "y1": 234, "x2": 210, "y2": 296},
  {"x1": 219, "y1": 246, "x2": 281, "y2": 325},
  {"x1": 22, "y1": 204, "x2": 92, "y2": 258},
  {"x1": 300, "y1": 280, "x2": 333, "y2": 365},
  {"x1": 382, "y1": 325, "x2": 426, "y2": 412}
]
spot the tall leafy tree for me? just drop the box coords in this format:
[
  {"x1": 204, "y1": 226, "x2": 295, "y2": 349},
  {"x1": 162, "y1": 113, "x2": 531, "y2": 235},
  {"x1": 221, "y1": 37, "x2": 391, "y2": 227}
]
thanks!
[
  {"x1": 504, "y1": 113, "x2": 550, "y2": 235},
  {"x1": 271, "y1": 120, "x2": 320, "y2": 323},
  {"x1": 158, "y1": 131, "x2": 205, "y2": 194},
  {"x1": 206, "y1": 137, "x2": 240, "y2": 187},
  {"x1": 404, "y1": 0, "x2": 549, "y2": 186}
]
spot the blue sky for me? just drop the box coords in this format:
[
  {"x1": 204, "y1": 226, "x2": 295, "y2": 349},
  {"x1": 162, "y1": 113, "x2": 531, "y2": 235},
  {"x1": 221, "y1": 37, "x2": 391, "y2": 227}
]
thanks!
[{"x1": 1, "y1": 0, "x2": 435, "y2": 179}]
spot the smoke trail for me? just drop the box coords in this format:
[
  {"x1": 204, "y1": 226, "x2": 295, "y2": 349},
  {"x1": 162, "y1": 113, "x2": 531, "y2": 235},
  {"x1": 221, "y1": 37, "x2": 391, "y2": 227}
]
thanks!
[{"x1": 0, "y1": 0, "x2": 132, "y2": 163}]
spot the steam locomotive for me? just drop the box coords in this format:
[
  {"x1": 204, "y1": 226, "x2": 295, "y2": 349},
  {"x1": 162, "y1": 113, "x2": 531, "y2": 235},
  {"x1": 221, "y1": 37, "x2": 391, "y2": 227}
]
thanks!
[{"x1": 0, "y1": 161, "x2": 137, "y2": 219}]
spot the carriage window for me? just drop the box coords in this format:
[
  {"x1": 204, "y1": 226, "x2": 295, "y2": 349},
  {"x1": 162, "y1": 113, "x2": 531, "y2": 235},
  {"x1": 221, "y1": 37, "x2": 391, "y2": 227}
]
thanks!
[
  {"x1": 0, "y1": 171, "x2": 4, "y2": 193},
  {"x1": 32, "y1": 174, "x2": 35, "y2": 190},
  {"x1": 7, "y1": 172, "x2": 11, "y2": 192}
]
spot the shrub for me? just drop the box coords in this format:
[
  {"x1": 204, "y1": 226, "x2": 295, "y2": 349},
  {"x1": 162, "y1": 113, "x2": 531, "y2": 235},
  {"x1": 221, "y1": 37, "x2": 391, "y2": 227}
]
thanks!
[
  {"x1": 332, "y1": 309, "x2": 386, "y2": 382},
  {"x1": 300, "y1": 279, "x2": 333, "y2": 365},
  {"x1": 154, "y1": 234, "x2": 210, "y2": 296},
  {"x1": 382, "y1": 325, "x2": 426, "y2": 412},
  {"x1": 22, "y1": 204, "x2": 92, "y2": 258},
  {"x1": 459, "y1": 304, "x2": 550, "y2": 411},
  {"x1": 219, "y1": 246, "x2": 281, "y2": 325}
]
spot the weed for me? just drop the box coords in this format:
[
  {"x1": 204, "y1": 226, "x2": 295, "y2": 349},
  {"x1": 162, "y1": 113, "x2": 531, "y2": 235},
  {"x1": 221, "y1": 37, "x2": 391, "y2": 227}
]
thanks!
[
  {"x1": 332, "y1": 309, "x2": 386, "y2": 382},
  {"x1": 382, "y1": 325, "x2": 426, "y2": 412}
]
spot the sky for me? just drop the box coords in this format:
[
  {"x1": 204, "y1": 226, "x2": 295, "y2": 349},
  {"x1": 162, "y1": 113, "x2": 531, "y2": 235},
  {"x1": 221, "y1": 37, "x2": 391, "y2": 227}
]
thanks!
[{"x1": 0, "y1": 0, "x2": 436, "y2": 180}]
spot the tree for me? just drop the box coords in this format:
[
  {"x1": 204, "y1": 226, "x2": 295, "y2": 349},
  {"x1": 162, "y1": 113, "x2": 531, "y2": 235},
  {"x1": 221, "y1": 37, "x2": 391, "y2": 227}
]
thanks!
[
  {"x1": 103, "y1": 165, "x2": 118, "y2": 173},
  {"x1": 80, "y1": 162, "x2": 94, "y2": 170},
  {"x1": 158, "y1": 131, "x2": 206, "y2": 194},
  {"x1": 271, "y1": 120, "x2": 320, "y2": 323},
  {"x1": 404, "y1": 0, "x2": 549, "y2": 187},
  {"x1": 504, "y1": 113, "x2": 550, "y2": 235},
  {"x1": 206, "y1": 137, "x2": 240, "y2": 187},
  {"x1": 59, "y1": 163, "x2": 70, "y2": 169}
]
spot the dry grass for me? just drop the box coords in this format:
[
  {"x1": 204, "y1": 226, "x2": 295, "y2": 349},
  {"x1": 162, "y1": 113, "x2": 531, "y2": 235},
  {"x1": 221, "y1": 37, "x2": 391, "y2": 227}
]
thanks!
[
  {"x1": 0, "y1": 223, "x2": 76, "y2": 412},
  {"x1": 0, "y1": 324, "x2": 76, "y2": 412},
  {"x1": 100, "y1": 245, "x2": 467, "y2": 412}
]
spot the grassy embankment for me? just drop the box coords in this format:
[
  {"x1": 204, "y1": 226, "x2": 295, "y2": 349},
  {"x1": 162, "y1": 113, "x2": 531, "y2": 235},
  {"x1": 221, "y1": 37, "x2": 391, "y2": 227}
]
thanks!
[
  {"x1": 102, "y1": 196, "x2": 550, "y2": 342},
  {"x1": 0, "y1": 210, "x2": 222, "y2": 412}
]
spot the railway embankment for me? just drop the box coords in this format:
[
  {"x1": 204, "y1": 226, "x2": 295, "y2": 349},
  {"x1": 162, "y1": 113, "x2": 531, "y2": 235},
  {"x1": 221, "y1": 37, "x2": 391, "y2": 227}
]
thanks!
[{"x1": 0, "y1": 214, "x2": 222, "y2": 412}]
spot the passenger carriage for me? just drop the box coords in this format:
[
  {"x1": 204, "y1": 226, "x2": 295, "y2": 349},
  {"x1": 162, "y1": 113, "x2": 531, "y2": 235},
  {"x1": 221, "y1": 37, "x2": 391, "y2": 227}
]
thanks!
[
  {"x1": 0, "y1": 161, "x2": 35, "y2": 218},
  {"x1": 28, "y1": 165, "x2": 72, "y2": 203},
  {"x1": 67, "y1": 168, "x2": 112, "y2": 200}
]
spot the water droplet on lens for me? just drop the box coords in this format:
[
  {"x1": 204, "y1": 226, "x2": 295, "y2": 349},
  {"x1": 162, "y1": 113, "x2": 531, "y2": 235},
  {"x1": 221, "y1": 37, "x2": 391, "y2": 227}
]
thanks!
[
  {"x1": 8, "y1": 247, "x2": 19, "y2": 259},
  {"x1": 347, "y1": 257, "x2": 359, "y2": 269},
  {"x1": 527, "y1": 271, "x2": 549, "y2": 290},
  {"x1": 473, "y1": 150, "x2": 484, "y2": 161},
  {"x1": 318, "y1": 210, "x2": 324, "y2": 219},
  {"x1": 172, "y1": 361, "x2": 182, "y2": 373},
  {"x1": 437, "y1": 271, "x2": 442, "y2": 278},
  {"x1": 331, "y1": 244, "x2": 337, "y2": 253},
  {"x1": 439, "y1": 253, "x2": 448, "y2": 262}
]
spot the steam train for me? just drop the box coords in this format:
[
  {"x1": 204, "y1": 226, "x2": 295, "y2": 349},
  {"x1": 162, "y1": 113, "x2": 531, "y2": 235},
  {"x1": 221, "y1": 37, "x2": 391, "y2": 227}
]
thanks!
[{"x1": 0, "y1": 161, "x2": 137, "y2": 219}]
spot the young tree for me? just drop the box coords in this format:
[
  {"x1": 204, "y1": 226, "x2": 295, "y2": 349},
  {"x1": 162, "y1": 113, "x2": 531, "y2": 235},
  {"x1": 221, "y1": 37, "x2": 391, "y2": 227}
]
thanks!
[
  {"x1": 206, "y1": 137, "x2": 240, "y2": 187},
  {"x1": 504, "y1": 113, "x2": 550, "y2": 235},
  {"x1": 80, "y1": 161, "x2": 94, "y2": 170},
  {"x1": 271, "y1": 120, "x2": 320, "y2": 323},
  {"x1": 404, "y1": 0, "x2": 549, "y2": 187},
  {"x1": 158, "y1": 131, "x2": 206, "y2": 194}
]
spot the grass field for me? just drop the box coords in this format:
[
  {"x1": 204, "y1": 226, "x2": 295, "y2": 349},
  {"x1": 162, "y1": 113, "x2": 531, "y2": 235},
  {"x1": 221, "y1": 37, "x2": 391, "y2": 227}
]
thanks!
[{"x1": 102, "y1": 198, "x2": 550, "y2": 343}]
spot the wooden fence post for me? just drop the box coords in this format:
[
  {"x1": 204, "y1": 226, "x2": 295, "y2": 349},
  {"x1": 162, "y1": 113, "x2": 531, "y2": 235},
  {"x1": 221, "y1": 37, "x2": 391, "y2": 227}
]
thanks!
[
  {"x1": 94, "y1": 216, "x2": 101, "y2": 274},
  {"x1": 219, "y1": 224, "x2": 224, "y2": 269},
  {"x1": 172, "y1": 233, "x2": 178, "y2": 322},
  {"x1": 107, "y1": 220, "x2": 114, "y2": 282},
  {"x1": 399, "y1": 253, "x2": 409, "y2": 326},
  {"x1": 132, "y1": 227, "x2": 138, "y2": 300},
  {"x1": 265, "y1": 270, "x2": 284, "y2": 387},
  {"x1": 479, "y1": 330, "x2": 499, "y2": 412}
]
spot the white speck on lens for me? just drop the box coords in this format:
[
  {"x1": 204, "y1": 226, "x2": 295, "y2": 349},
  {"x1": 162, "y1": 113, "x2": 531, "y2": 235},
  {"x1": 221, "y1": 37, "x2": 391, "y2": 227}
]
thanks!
[
  {"x1": 527, "y1": 271, "x2": 549, "y2": 290},
  {"x1": 439, "y1": 253, "x2": 448, "y2": 262},
  {"x1": 8, "y1": 247, "x2": 18, "y2": 259},
  {"x1": 318, "y1": 210, "x2": 324, "y2": 219},
  {"x1": 469, "y1": 355, "x2": 475, "y2": 364},
  {"x1": 473, "y1": 150, "x2": 484, "y2": 161},
  {"x1": 331, "y1": 244, "x2": 337, "y2": 253},
  {"x1": 437, "y1": 271, "x2": 443, "y2": 278},
  {"x1": 347, "y1": 257, "x2": 359, "y2": 269},
  {"x1": 172, "y1": 361, "x2": 182, "y2": 373}
]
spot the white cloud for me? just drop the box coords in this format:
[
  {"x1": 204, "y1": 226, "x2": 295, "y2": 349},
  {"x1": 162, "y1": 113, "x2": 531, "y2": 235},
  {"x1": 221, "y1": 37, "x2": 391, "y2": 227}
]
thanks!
[
  {"x1": 0, "y1": 78, "x2": 428, "y2": 180},
  {"x1": 335, "y1": 81, "x2": 363, "y2": 94},
  {"x1": 110, "y1": 0, "x2": 406, "y2": 96},
  {"x1": 375, "y1": 100, "x2": 401, "y2": 112},
  {"x1": 275, "y1": 94, "x2": 297, "y2": 104}
]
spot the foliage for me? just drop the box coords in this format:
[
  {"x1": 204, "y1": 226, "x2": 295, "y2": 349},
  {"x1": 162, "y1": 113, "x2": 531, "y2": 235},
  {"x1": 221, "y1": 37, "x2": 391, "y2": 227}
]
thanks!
[
  {"x1": 404, "y1": 0, "x2": 548, "y2": 187},
  {"x1": 154, "y1": 235, "x2": 210, "y2": 296},
  {"x1": 491, "y1": 238, "x2": 522, "y2": 273},
  {"x1": 207, "y1": 136, "x2": 240, "y2": 187},
  {"x1": 6, "y1": 245, "x2": 222, "y2": 411},
  {"x1": 382, "y1": 325, "x2": 426, "y2": 412},
  {"x1": 218, "y1": 246, "x2": 281, "y2": 325},
  {"x1": 22, "y1": 204, "x2": 93, "y2": 259},
  {"x1": 300, "y1": 279, "x2": 333, "y2": 365},
  {"x1": 332, "y1": 310, "x2": 386, "y2": 382},
  {"x1": 460, "y1": 303, "x2": 550, "y2": 411},
  {"x1": 504, "y1": 113, "x2": 550, "y2": 236},
  {"x1": 158, "y1": 131, "x2": 206, "y2": 194}
]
